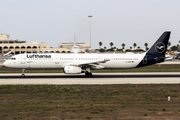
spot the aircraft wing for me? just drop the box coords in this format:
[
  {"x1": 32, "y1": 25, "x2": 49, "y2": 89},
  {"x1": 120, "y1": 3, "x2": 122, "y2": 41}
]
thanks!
[
  {"x1": 62, "y1": 60, "x2": 110, "y2": 69},
  {"x1": 77, "y1": 59, "x2": 109, "y2": 69}
]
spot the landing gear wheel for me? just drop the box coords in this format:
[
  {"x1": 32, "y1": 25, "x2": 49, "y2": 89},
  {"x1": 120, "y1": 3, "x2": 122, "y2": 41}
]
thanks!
[
  {"x1": 89, "y1": 72, "x2": 92, "y2": 77},
  {"x1": 85, "y1": 71, "x2": 88, "y2": 77},
  {"x1": 85, "y1": 71, "x2": 92, "y2": 77},
  {"x1": 21, "y1": 74, "x2": 25, "y2": 77},
  {"x1": 21, "y1": 69, "x2": 25, "y2": 77}
]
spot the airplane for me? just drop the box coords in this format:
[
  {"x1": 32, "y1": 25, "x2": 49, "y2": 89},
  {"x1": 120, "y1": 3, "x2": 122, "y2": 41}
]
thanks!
[
  {"x1": 70, "y1": 34, "x2": 81, "y2": 54},
  {"x1": 3, "y1": 31, "x2": 171, "y2": 77},
  {"x1": 165, "y1": 54, "x2": 174, "y2": 61}
]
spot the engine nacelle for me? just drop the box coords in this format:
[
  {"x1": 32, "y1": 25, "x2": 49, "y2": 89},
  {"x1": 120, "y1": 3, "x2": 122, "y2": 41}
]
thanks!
[{"x1": 64, "y1": 66, "x2": 82, "y2": 74}]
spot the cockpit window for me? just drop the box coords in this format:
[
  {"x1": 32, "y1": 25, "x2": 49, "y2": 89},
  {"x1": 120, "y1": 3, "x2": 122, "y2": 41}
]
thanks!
[{"x1": 9, "y1": 57, "x2": 16, "y2": 60}]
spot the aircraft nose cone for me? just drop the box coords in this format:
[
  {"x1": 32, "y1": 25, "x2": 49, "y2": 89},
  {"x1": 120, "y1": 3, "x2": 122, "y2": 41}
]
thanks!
[
  {"x1": 3, "y1": 61, "x2": 10, "y2": 67},
  {"x1": 3, "y1": 61, "x2": 7, "y2": 67},
  {"x1": 3, "y1": 60, "x2": 13, "y2": 68}
]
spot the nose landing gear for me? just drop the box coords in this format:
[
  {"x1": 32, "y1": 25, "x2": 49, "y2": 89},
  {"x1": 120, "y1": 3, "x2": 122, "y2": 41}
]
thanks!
[{"x1": 21, "y1": 69, "x2": 25, "y2": 77}]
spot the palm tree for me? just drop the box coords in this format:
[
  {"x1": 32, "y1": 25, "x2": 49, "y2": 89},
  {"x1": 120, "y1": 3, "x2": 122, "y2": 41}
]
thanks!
[
  {"x1": 168, "y1": 42, "x2": 171, "y2": 47},
  {"x1": 177, "y1": 44, "x2": 179, "y2": 51},
  {"x1": 168, "y1": 42, "x2": 171, "y2": 51},
  {"x1": 110, "y1": 42, "x2": 113, "y2": 48},
  {"x1": 130, "y1": 46, "x2": 132, "y2": 49},
  {"x1": 133, "y1": 43, "x2": 137, "y2": 49},
  {"x1": 144, "y1": 43, "x2": 148, "y2": 51},
  {"x1": 137, "y1": 46, "x2": 140, "y2": 49},
  {"x1": 121, "y1": 43, "x2": 125, "y2": 49},
  {"x1": 178, "y1": 41, "x2": 180, "y2": 51},
  {"x1": 177, "y1": 44, "x2": 179, "y2": 48},
  {"x1": 99, "y1": 42, "x2": 102, "y2": 49}
]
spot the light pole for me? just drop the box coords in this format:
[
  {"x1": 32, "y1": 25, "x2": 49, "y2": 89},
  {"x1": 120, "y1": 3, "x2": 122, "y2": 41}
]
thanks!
[{"x1": 88, "y1": 15, "x2": 92, "y2": 48}]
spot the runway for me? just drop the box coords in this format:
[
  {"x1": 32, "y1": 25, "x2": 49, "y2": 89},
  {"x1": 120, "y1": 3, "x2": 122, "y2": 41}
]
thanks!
[{"x1": 0, "y1": 73, "x2": 180, "y2": 84}]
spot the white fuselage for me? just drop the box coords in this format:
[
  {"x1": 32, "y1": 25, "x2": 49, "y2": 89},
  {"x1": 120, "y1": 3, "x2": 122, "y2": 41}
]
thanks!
[{"x1": 3, "y1": 53, "x2": 145, "y2": 69}]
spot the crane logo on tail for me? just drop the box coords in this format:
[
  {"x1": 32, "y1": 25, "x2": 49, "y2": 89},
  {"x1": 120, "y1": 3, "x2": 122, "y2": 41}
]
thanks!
[{"x1": 155, "y1": 42, "x2": 166, "y2": 53}]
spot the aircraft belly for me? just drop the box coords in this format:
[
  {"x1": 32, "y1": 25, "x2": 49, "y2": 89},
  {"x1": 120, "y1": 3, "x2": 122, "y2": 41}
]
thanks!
[
  {"x1": 104, "y1": 61, "x2": 139, "y2": 69},
  {"x1": 29, "y1": 61, "x2": 55, "y2": 68},
  {"x1": 14, "y1": 62, "x2": 28, "y2": 69}
]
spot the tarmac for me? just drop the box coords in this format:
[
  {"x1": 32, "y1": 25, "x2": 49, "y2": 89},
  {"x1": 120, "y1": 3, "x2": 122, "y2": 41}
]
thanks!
[{"x1": 0, "y1": 73, "x2": 180, "y2": 85}]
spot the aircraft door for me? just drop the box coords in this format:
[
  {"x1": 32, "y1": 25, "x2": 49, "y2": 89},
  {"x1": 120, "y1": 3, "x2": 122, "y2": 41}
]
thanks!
[
  {"x1": 20, "y1": 54, "x2": 26, "y2": 64},
  {"x1": 55, "y1": 55, "x2": 60, "y2": 65},
  {"x1": 19, "y1": 54, "x2": 29, "y2": 68}
]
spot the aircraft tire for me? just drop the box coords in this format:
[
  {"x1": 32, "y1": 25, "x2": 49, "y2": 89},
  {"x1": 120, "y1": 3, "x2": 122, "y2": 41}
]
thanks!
[
  {"x1": 85, "y1": 72, "x2": 92, "y2": 77},
  {"x1": 89, "y1": 72, "x2": 92, "y2": 77},
  {"x1": 21, "y1": 74, "x2": 25, "y2": 77}
]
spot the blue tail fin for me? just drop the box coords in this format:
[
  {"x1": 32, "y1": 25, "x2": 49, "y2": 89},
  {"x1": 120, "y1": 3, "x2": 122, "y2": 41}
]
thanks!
[
  {"x1": 136, "y1": 31, "x2": 171, "y2": 68},
  {"x1": 147, "y1": 31, "x2": 170, "y2": 55}
]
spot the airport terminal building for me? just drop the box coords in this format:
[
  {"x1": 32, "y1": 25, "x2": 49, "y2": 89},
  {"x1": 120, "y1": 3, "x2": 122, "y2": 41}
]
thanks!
[{"x1": 0, "y1": 34, "x2": 90, "y2": 55}]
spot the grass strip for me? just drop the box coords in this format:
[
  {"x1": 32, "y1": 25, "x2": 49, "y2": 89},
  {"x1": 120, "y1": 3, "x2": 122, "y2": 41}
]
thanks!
[{"x1": 0, "y1": 84, "x2": 180, "y2": 119}]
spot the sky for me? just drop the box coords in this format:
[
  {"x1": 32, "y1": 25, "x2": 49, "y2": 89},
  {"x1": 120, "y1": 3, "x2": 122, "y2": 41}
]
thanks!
[{"x1": 0, "y1": 0, "x2": 180, "y2": 49}]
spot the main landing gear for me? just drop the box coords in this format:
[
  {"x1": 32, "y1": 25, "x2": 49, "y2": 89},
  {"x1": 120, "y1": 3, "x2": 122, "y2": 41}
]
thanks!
[
  {"x1": 85, "y1": 71, "x2": 92, "y2": 77},
  {"x1": 85, "y1": 68, "x2": 92, "y2": 77},
  {"x1": 21, "y1": 69, "x2": 25, "y2": 77}
]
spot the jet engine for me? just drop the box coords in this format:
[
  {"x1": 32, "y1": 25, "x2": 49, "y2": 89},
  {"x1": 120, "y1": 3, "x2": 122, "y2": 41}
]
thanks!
[{"x1": 63, "y1": 66, "x2": 82, "y2": 74}]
